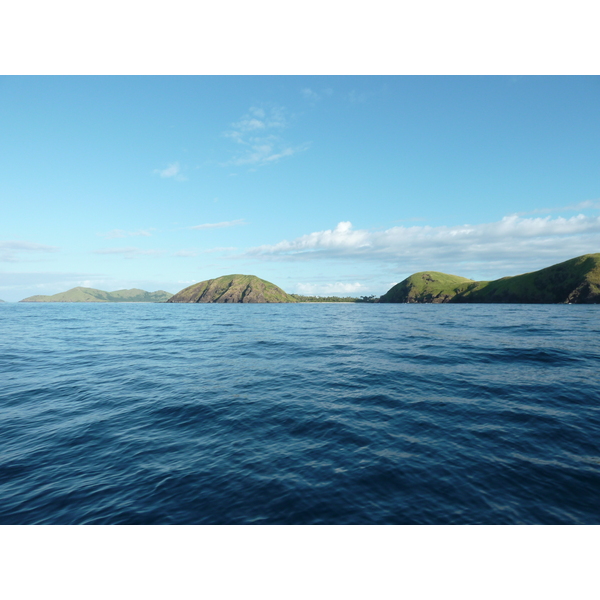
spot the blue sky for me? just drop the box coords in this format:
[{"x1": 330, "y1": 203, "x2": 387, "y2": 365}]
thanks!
[{"x1": 1, "y1": 75, "x2": 599, "y2": 301}]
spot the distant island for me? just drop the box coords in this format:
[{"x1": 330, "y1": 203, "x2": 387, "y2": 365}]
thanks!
[
  {"x1": 13, "y1": 253, "x2": 600, "y2": 305},
  {"x1": 167, "y1": 275, "x2": 297, "y2": 303},
  {"x1": 20, "y1": 287, "x2": 173, "y2": 303},
  {"x1": 380, "y1": 253, "x2": 600, "y2": 304}
]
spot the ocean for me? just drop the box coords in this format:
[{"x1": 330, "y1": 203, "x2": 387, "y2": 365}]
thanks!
[{"x1": 1, "y1": 302, "x2": 599, "y2": 524}]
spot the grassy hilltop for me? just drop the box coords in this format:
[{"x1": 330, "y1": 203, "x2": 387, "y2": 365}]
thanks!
[
  {"x1": 380, "y1": 253, "x2": 600, "y2": 304},
  {"x1": 168, "y1": 275, "x2": 298, "y2": 303},
  {"x1": 20, "y1": 287, "x2": 173, "y2": 303},
  {"x1": 379, "y1": 272, "x2": 475, "y2": 304}
]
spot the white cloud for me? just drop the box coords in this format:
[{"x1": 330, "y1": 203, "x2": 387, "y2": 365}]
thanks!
[
  {"x1": 295, "y1": 282, "x2": 365, "y2": 295},
  {"x1": 244, "y1": 215, "x2": 600, "y2": 277},
  {"x1": 173, "y1": 250, "x2": 199, "y2": 257},
  {"x1": 154, "y1": 162, "x2": 186, "y2": 181},
  {"x1": 97, "y1": 229, "x2": 154, "y2": 239},
  {"x1": 0, "y1": 240, "x2": 59, "y2": 262},
  {"x1": 223, "y1": 106, "x2": 308, "y2": 167},
  {"x1": 190, "y1": 219, "x2": 246, "y2": 230},
  {"x1": 226, "y1": 106, "x2": 286, "y2": 139},
  {"x1": 93, "y1": 247, "x2": 164, "y2": 259}
]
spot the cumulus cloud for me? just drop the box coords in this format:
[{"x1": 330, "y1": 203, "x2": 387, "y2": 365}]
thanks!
[
  {"x1": 154, "y1": 162, "x2": 186, "y2": 181},
  {"x1": 92, "y1": 247, "x2": 164, "y2": 259},
  {"x1": 244, "y1": 215, "x2": 600, "y2": 277},
  {"x1": 223, "y1": 106, "x2": 308, "y2": 167},
  {"x1": 97, "y1": 229, "x2": 154, "y2": 239},
  {"x1": 0, "y1": 240, "x2": 59, "y2": 262},
  {"x1": 190, "y1": 219, "x2": 246, "y2": 230}
]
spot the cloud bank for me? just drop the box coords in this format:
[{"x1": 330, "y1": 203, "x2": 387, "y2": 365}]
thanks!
[
  {"x1": 0, "y1": 241, "x2": 59, "y2": 262},
  {"x1": 245, "y1": 215, "x2": 600, "y2": 277}
]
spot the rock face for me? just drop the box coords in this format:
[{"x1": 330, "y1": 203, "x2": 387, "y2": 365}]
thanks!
[
  {"x1": 379, "y1": 253, "x2": 600, "y2": 304},
  {"x1": 20, "y1": 287, "x2": 173, "y2": 302},
  {"x1": 167, "y1": 274, "x2": 298, "y2": 303}
]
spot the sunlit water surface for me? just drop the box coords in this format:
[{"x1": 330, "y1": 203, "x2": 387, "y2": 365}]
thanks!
[{"x1": 1, "y1": 302, "x2": 599, "y2": 524}]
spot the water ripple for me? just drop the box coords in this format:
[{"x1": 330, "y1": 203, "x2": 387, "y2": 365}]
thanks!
[{"x1": 1, "y1": 302, "x2": 599, "y2": 524}]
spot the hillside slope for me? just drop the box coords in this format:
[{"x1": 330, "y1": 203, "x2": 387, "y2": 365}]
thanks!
[
  {"x1": 20, "y1": 287, "x2": 173, "y2": 302},
  {"x1": 453, "y1": 253, "x2": 600, "y2": 304},
  {"x1": 379, "y1": 272, "x2": 475, "y2": 303},
  {"x1": 167, "y1": 275, "x2": 298, "y2": 303},
  {"x1": 380, "y1": 253, "x2": 600, "y2": 304}
]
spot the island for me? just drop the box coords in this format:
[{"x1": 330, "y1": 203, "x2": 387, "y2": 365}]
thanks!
[
  {"x1": 379, "y1": 253, "x2": 600, "y2": 304},
  {"x1": 14, "y1": 253, "x2": 600, "y2": 305},
  {"x1": 168, "y1": 274, "x2": 297, "y2": 303},
  {"x1": 20, "y1": 287, "x2": 173, "y2": 303}
]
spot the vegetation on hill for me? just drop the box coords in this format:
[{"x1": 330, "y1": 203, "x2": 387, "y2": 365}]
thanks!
[
  {"x1": 15, "y1": 254, "x2": 600, "y2": 306},
  {"x1": 167, "y1": 275, "x2": 297, "y2": 303},
  {"x1": 380, "y1": 254, "x2": 600, "y2": 304},
  {"x1": 20, "y1": 287, "x2": 173, "y2": 303},
  {"x1": 379, "y1": 272, "x2": 474, "y2": 303}
]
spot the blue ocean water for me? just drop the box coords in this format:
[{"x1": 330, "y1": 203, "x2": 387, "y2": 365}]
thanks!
[{"x1": 0, "y1": 302, "x2": 599, "y2": 524}]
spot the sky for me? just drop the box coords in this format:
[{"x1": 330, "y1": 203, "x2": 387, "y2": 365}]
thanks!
[{"x1": 1, "y1": 75, "x2": 599, "y2": 301}]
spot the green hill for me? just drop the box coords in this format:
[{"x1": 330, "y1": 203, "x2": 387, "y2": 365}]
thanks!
[
  {"x1": 20, "y1": 287, "x2": 173, "y2": 303},
  {"x1": 380, "y1": 253, "x2": 600, "y2": 304},
  {"x1": 379, "y1": 271, "x2": 475, "y2": 303},
  {"x1": 168, "y1": 274, "x2": 298, "y2": 303}
]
